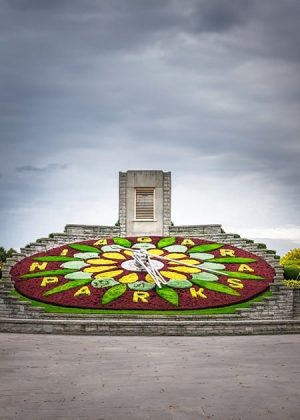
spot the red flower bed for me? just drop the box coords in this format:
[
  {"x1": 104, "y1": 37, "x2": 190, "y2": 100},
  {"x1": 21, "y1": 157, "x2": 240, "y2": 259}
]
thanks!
[{"x1": 11, "y1": 236, "x2": 275, "y2": 310}]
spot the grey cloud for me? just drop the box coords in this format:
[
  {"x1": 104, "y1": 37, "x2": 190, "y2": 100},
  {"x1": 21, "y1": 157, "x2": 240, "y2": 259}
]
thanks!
[
  {"x1": 189, "y1": 0, "x2": 254, "y2": 32},
  {"x1": 16, "y1": 164, "x2": 68, "y2": 173},
  {"x1": 0, "y1": 0, "x2": 299, "y2": 252},
  {"x1": 2, "y1": 0, "x2": 300, "y2": 59}
]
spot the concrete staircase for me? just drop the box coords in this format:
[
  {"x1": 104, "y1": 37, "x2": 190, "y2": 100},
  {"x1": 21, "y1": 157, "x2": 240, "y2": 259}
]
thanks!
[{"x1": 1, "y1": 224, "x2": 300, "y2": 335}]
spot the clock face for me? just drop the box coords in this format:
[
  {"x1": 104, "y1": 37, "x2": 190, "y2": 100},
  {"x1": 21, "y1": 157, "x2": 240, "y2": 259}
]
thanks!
[{"x1": 11, "y1": 236, "x2": 275, "y2": 310}]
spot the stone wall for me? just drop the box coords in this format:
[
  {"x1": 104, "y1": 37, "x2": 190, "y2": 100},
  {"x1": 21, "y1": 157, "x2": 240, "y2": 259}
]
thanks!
[
  {"x1": 170, "y1": 224, "x2": 223, "y2": 236},
  {"x1": 119, "y1": 171, "x2": 127, "y2": 237},
  {"x1": 162, "y1": 172, "x2": 171, "y2": 235}
]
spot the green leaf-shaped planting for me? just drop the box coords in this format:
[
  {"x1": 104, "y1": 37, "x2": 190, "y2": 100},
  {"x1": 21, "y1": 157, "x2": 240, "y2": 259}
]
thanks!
[
  {"x1": 34, "y1": 256, "x2": 81, "y2": 262},
  {"x1": 192, "y1": 272, "x2": 218, "y2": 282},
  {"x1": 91, "y1": 279, "x2": 119, "y2": 288},
  {"x1": 187, "y1": 244, "x2": 223, "y2": 253},
  {"x1": 69, "y1": 244, "x2": 101, "y2": 253},
  {"x1": 61, "y1": 261, "x2": 88, "y2": 270},
  {"x1": 157, "y1": 237, "x2": 176, "y2": 249},
  {"x1": 200, "y1": 262, "x2": 225, "y2": 270},
  {"x1": 128, "y1": 281, "x2": 155, "y2": 291},
  {"x1": 156, "y1": 286, "x2": 179, "y2": 306},
  {"x1": 112, "y1": 237, "x2": 132, "y2": 248},
  {"x1": 191, "y1": 278, "x2": 240, "y2": 296},
  {"x1": 44, "y1": 279, "x2": 92, "y2": 296},
  {"x1": 102, "y1": 284, "x2": 127, "y2": 305},
  {"x1": 65, "y1": 272, "x2": 92, "y2": 280},
  {"x1": 211, "y1": 257, "x2": 256, "y2": 263},
  {"x1": 166, "y1": 280, "x2": 193, "y2": 289},
  {"x1": 21, "y1": 269, "x2": 77, "y2": 279},
  {"x1": 221, "y1": 271, "x2": 264, "y2": 280}
]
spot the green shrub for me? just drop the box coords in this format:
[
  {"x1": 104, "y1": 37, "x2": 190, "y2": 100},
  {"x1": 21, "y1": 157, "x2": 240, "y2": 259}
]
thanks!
[
  {"x1": 283, "y1": 265, "x2": 300, "y2": 280},
  {"x1": 280, "y1": 248, "x2": 300, "y2": 280}
]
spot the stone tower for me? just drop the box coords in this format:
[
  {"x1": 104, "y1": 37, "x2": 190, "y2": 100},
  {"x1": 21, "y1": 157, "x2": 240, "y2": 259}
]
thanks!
[{"x1": 119, "y1": 170, "x2": 171, "y2": 237}]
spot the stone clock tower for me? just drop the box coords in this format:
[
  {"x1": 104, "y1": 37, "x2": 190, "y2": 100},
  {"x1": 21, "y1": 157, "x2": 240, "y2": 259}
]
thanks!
[{"x1": 119, "y1": 170, "x2": 171, "y2": 237}]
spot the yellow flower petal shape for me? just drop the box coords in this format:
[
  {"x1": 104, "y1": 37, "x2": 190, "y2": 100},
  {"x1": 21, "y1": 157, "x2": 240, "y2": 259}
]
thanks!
[
  {"x1": 95, "y1": 270, "x2": 124, "y2": 279},
  {"x1": 147, "y1": 249, "x2": 164, "y2": 256},
  {"x1": 160, "y1": 271, "x2": 187, "y2": 280},
  {"x1": 124, "y1": 250, "x2": 134, "y2": 256},
  {"x1": 169, "y1": 259, "x2": 200, "y2": 266},
  {"x1": 118, "y1": 273, "x2": 139, "y2": 284},
  {"x1": 102, "y1": 252, "x2": 126, "y2": 260},
  {"x1": 169, "y1": 266, "x2": 201, "y2": 274},
  {"x1": 84, "y1": 265, "x2": 116, "y2": 273},
  {"x1": 165, "y1": 253, "x2": 186, "y2": 259},
  {"x1": 86, "y1": 258, "x2": 116, "y2": 265},
  {"x1": 145, "y1": 274, "x2": 155, "y2": 284}
]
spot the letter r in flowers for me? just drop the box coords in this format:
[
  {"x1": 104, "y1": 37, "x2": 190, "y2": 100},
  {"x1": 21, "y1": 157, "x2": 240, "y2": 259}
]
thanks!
[
  {"x1": 133, "y1": 291, "x2": 150, "y2": 303},
  {"x1": 220, "y1": 249, "x2": 235, "y2": 257}
]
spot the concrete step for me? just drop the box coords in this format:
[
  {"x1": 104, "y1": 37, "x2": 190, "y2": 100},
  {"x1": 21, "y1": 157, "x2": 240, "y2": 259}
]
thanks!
[
  {"x1": 41, "y1": 312, "x2": 241, "y2": 321},
  {"x1": 1, "y1": 317, "x2": 300, "y2": 336}
]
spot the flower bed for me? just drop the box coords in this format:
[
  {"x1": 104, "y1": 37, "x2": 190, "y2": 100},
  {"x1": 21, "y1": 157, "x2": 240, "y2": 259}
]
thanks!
[{"x1": 11, "y1": 236, "x2": 275, "y2": 310}]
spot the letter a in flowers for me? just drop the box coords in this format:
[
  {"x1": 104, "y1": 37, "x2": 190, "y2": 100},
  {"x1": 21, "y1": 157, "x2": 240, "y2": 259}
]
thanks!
[
  {"x1": 238, "y1": 264, "x2": 254, "y2": 272},
  {"x1": 74, "y1": 286, "x2": 91, "y2": 297}
]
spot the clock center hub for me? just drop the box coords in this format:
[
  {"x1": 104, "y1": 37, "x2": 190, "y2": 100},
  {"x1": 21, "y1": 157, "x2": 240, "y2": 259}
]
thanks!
[{"x1": 121, "y1": 250, "x2": 164, "y2": 272}]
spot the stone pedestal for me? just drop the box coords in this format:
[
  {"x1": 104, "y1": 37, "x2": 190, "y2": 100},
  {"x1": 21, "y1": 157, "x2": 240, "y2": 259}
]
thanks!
[{"x1": 119, "y1": 170, "x2": 171, "y2": 237}]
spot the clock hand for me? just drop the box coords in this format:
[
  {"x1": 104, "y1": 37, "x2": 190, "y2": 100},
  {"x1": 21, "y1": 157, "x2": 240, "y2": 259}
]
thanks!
[
  {"x1": 110, "y1": 245, "x2": 230, "y2": 277},
  {"x1": 133, "y1": 250, "x2": 164, "y2": 288},
  {"x1": 147, "y1": 255, "x2": 168, "y2": 286},
  {"x1": 152, "y1": 254, "x2": 228, "y2": 278},
  {"x1": 111, "y1": 244, "x2": 226, "y2": 278},
  {"x1": 111, "y1": 245, "x2": 165, "y2": 286}
]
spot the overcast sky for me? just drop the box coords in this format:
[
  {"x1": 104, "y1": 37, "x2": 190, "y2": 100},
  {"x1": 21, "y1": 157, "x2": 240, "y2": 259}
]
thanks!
[{"x1": 1, "y1": 0, "x2": 299, "y2": 255}]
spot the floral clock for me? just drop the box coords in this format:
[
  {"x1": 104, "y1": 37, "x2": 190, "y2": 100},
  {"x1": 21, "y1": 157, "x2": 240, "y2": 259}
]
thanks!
[{"x1": 11, "y1": 236, "x2": 275, "y2": 310}]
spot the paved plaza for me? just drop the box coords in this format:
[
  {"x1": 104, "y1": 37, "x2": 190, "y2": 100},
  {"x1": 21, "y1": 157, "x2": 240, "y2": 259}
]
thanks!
[{"x1": 0, "y1": 333, "x2": 299, "y2": 420}]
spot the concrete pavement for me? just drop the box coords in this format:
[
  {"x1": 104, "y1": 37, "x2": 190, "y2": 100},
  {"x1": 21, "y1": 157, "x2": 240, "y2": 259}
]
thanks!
[{"x1": 0, "y1": 334, "x2": 300, "y2": 420}]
